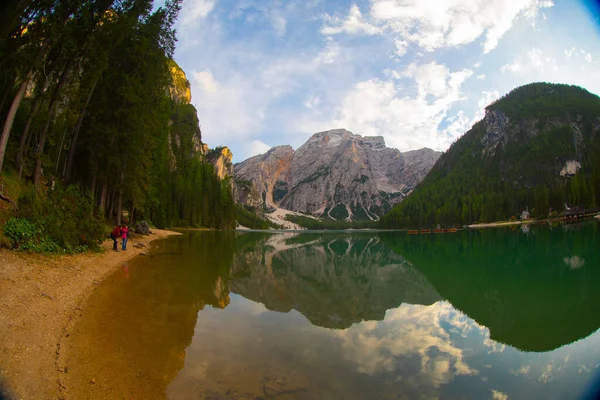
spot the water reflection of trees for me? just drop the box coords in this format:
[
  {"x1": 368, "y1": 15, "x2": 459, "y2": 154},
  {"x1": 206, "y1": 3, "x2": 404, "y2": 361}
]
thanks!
[
  {"x1": 379, "y1": 223, "x2": 600, "y2": 352},
  {"x1": 63, "y1": 231, "x2": 236, "y2": 398}
]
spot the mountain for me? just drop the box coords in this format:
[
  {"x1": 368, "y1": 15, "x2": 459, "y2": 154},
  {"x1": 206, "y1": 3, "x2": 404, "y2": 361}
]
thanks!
[
  {"x1": 381, "y1": 83, "x2": 600, "y2": 228},
  {"x1": 234, "y1": 129, "x2": 441, "y2": 221},
  {"x1": 231, "y1": 233, "x2": 440, "y2": 329},
  {"x1": 148, "y1": 60, "x2": 235, "y2": 229}
]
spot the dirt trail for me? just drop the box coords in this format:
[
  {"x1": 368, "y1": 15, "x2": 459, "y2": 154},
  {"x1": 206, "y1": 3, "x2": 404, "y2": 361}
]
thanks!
[{"x1": 0, "y1": 229, "x2": 180, "y2": 399}]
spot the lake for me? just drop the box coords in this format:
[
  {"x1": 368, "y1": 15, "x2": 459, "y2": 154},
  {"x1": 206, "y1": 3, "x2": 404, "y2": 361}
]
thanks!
[{"x1": 63, "y1": 222, "x2": 600, "y2": 399}]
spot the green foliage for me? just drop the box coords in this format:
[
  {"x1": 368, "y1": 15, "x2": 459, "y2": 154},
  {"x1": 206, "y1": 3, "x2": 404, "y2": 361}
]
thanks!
[
  {"x1": 3, "y1": 217, "x2": 60, "y2": 253},
  {"x1": 272, "y1": 181, "x2": 288, "y2": 203},
  {"x1": 14, "y1": 184, "x2": 105, "y2": 252},
  {"x1": 329, "y1": 204, "x2": 349, "y2": 220},
  {"x1": 381, "y1": 83, "x2": 600, "y2": 229},
  {"x1": 234, "y1": 204, "x2": 277, "y2": 229},
  {"x1": 0, "y1": 0, "x2": 235, "y2": 232}
]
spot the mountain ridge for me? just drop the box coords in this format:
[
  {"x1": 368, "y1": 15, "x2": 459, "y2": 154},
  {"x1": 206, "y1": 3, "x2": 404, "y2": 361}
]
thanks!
[
  {"x1": 234, "y1": 129, "x2": 441, "y2": 221},
  {"x1": 381, "y1": 82, "x2": 600, "y2": 228}
]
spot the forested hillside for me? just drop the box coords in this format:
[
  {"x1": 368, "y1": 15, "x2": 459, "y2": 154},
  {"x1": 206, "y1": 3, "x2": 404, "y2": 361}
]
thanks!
[
  {"x1": 380, "y1": 83, "x2": 600, "y2": 228},
  {"x1": 0, "y1": 0, "x2": 234, "y2": 251}
]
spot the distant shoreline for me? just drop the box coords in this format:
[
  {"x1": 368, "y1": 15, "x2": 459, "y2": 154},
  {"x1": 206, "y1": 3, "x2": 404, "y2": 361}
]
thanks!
[
  {"x1": 0, "y1": 229, "x2": 180, "y2": 399},
  {"x1": 468, "y1": 220, "x2": 526, "y2": 228}
]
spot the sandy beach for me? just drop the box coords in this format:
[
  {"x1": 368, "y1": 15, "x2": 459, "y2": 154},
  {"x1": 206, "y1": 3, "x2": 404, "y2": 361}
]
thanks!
[{"x1": 0, "y1": 229, "x2": 180, "y2": 399}]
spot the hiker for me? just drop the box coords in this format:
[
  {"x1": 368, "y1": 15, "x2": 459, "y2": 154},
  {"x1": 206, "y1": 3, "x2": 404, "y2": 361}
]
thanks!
[
  {"x1": 110, "y1": 225, "x2": 121, "y2": 251},
  {"x1": 121, "y1": 224, "x2": 129, "y2": 251}
]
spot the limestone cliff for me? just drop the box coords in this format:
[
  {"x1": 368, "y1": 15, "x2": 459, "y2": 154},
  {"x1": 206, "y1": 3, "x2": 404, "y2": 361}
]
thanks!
[
  {"x1": 234, "y1": 129, "x2": 441, "y2": 220},
  {"x1": 234, "y1": 146, "x2": 294, "y2": 208},
  {"x1": 168, "y1": 59, "x2": 192, "y2": 105},
  {"x1": 206, "y1": 147, "x2": 233, "y2": 180},
  {"x1": 167, "y1": 59, "x2": 231, "y2": 178}
]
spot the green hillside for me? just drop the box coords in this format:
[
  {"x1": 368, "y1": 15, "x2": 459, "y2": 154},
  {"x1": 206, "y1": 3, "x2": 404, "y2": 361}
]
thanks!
[{"x1": 381, "y1": 83, "x2": 600, "y2": 228}]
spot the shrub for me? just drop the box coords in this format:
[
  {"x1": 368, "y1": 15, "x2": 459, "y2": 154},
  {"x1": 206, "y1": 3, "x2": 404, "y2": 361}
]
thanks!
[
  {"x1": 3, "y1": 217, "x2": 60, "y2": 252},
  {"x1": 16, "y1": 184, "x2": 106, "y2": 252}
]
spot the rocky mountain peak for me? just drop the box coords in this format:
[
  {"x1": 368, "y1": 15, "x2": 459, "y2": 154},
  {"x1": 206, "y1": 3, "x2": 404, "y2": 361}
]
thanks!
[{"x1": 235, "y1": 130, "x2": 441, "y2": 221}]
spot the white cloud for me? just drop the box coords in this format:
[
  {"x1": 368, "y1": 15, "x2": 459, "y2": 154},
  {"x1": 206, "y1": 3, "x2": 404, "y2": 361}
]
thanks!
[
  {"x1": 539, "y1": 363, "x2": 554, "y2": 383},
  {"x1": 246, "y1": 140, "x2": 272, "y2": 157},
  {"x1": 321, "y1": 4, "x2": 382, "y2": 35},
  {"x1": 304, "y1": 95, "x2": 321, "y2": 110},
  {"x1": 474, "y1": 90, "x2": 501, "y2": 122},
  {"x1": 510, "y1": 365, "x2": 531, "y2": 376},
  {"x1": 477, "y1": 74, "x2": 486, "y2": 80},
  {"x1": 369, "y1": 0, "x2": 554, "y2": 53},
  {"x1": 565, "y1": 47, "x2": 593, "y2": 63},
  {"x1": 491, "y1": 390, "x2": 509, "y2": 400},
  {"x1": 190, "y1": 69, "x2": 262, "y2": 151},
  {"x1": 394, "y1": 39, "x2": 409, "y2": 56},
  {"x1": 330, "y1": 62, "x2": 473, "y2": 151},
  {"x1": 180, "y1": 0, "x2": 217, "y2": 26},
  {"x1": 501, "y1": 47, "x2": 554, "y2": 74},
  {"x1": 271, "y1": 14, "x2": 287, "y2": 37},
  {"x1": 192, "y1": 70, "x2": 221, "y2": 93}
]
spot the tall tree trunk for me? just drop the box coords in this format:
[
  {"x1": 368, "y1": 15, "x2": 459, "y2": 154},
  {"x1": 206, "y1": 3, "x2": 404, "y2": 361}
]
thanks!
[
  {"x1": 0, "y1": 84, "x2": 11, "y2": 116},
  {"x1": 32, "y1": 60, "x2": 73, "y2": 189},
  {"x1": 16, "y1": 96, "x2": 40, "y2": 172},
  {"x1": 0, "y1": 68, "x2": 33, "y2": 174},
  {"x1": 18, "y1": 121, "x2": 36, "y2": 179},
  {"x1": 130, "y1": 202, "x2": 135, "y2": 225},
  {"x1": 99, "y1": 180, "x2": 108, "y2": 214},
  {"x1": 89, "y1": 172, "x2": 96, "y2": 196},
  {"x1": 64, "y1": 77, "x2": 98, "y2": 183},
  {"x1": 0, "y1": 39, "x2": 49, "y2": 175},
  {"x1": 108, "y1": 189, "x2": 116, "y2": 221},
  {"x1": 55, "y1": 123, "x2": 68, "y2": 175},
  {"x1": 116, "y1": 187, "x2": 122, "y2": 225}
]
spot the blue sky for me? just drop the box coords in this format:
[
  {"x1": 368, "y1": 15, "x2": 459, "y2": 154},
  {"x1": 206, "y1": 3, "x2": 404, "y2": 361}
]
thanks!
[{"x1": 171, "y1": 0, "x2": 600, "y2": 162}]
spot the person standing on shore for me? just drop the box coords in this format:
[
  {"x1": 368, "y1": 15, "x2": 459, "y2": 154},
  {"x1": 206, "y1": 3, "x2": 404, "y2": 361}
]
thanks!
[
  {"x1": 121, "y1": 224, "x2": 129, "y2": 251},
  {"x1": 110, "y1": 225, "x2": 121, "y2": 251}
]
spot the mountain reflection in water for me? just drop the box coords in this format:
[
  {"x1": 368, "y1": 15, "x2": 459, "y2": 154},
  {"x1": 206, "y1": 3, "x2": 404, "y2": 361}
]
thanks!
[{"x1": 63, "y1": 225, "x2": 600, "y2": 400}]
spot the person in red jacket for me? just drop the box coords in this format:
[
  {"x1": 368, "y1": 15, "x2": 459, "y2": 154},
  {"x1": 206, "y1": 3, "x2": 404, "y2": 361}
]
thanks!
[
  {"x1": 121, "y1": 224, "x2": 129, "y2": 251},
  {"x1": 110, "y1": 225, "x2": 121, "y2": 251}
]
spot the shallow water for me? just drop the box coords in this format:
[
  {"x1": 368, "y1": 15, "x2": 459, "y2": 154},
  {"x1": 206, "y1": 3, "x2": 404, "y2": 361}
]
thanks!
[{"x1": 64, "y1": 222, "x2": 600, "y2": 399}]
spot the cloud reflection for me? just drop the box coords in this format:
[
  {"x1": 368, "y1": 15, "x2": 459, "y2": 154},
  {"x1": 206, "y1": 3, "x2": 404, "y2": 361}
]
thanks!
[{"x1": 334, "y1": 301, "x2": 478, "y2": 388}]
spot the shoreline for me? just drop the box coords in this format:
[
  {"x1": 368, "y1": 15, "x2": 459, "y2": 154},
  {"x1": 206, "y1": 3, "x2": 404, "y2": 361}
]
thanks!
[
  {"x1": 0, "y1": 228, "x2": 181, "y2": 399},
  {"x1": 468, "y1": 220, "x2": 526, "y2": 228}
]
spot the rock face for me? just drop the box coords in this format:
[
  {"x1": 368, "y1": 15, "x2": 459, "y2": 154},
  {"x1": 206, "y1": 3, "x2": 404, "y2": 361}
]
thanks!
[
  {"x1": 207, "y1": 147, "x2": 234, "y2": 180},
  {"x1": 168, "y1": 59, "x2": 192, "y2": 105},
  {"x1": 167, "y1": 59, "x2": 232, "y2": 180},
  {"x1": 234, "y1": 129, "x2": 441, "y2": 220},
  {"x1": 235, "y1": 146, "x2": 294, "y2": 208}
]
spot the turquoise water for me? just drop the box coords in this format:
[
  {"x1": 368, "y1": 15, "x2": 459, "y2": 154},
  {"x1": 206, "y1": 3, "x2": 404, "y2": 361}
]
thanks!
[{"x1": 64, "y1": 222, "x2": 600, "y2": 399}]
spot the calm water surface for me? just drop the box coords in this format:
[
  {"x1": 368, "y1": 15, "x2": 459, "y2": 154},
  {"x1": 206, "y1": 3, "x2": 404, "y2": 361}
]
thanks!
[{"x1": 64, "y1": 223, "x2": 600, "y2": 399}]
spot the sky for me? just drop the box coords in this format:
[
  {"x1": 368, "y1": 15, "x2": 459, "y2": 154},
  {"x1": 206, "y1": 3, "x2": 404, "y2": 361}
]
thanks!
[{"x1": 171, "y1": 0, "x2": 600, "y2": 162}]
